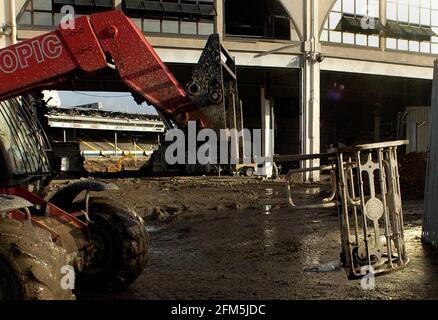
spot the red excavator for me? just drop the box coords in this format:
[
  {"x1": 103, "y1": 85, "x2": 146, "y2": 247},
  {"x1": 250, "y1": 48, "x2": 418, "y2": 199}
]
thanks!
[{"x1": 0, "y1": 10, "x2": 240, "y2": 300}]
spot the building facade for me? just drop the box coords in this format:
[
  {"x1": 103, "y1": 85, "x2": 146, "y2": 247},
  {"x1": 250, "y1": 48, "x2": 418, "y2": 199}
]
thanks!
[{"x1": 0, "y1": 0, "x2": 436, "y2": 179}]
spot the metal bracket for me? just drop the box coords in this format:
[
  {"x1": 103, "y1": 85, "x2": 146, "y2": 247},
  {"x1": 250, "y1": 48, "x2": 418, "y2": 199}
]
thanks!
[{"x1": 286, "y1": 140, "x2": 410, "y2": 279}]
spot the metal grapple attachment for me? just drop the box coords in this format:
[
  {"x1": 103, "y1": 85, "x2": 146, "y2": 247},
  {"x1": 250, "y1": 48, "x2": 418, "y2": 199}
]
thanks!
[
  {"x1": 286, "y1": 140, "x2": 410, "y2": 279},
  {"x1": 186, "y1": 34, "x2": 243, "y2": 134}
]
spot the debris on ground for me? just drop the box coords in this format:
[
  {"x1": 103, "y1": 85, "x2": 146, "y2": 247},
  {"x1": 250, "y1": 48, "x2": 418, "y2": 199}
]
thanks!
[
  {"x1": 145, "y1": 206, "x2": 181, "y2": 223},
  {"x1": 48, "y1": 176, "x2": 269, "y2": 222},
  {"x1": 303, "y1": 260, "x2": 341, "y2": 273}
]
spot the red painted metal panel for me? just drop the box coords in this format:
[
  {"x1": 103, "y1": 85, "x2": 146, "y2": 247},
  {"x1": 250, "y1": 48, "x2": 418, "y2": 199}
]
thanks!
[
  {"x1": 57, "y1": 16, "x2": 107, "y2": 72},
  {"x1": 89, "y1": 11, "x2": 195, "y2": 120},
  {"x1": 0, "y1": 31, "x2": 77, "y2": 100},
  {"x1": 0, "y1": 186, "x2": 88, "y2": 232},
  {"x1": 0, "y1": 16, "x2": 107, "y2": 101}
]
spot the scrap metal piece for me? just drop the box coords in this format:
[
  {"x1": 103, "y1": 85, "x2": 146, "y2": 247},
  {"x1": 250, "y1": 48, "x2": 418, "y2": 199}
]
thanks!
[
  {"x1": 0, "y1": 195, "x2": 33, "y2": 213},
  {"x1": 286, "y1": 140, "x2": 410, "y2": 279}
]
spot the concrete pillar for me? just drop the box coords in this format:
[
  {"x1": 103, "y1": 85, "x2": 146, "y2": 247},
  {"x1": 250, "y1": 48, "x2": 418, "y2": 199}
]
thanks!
[
  {"x1": 300, "y1": 0, "x2": 321, "y2": 182},
  {"x1": 1, "y1": 0, "x2": 26, "y2": 47},
  {"x1": 380, "y1": 0, "x2": 387, "y2": 51},
  {"x1": 423, "y1": 60, "x2": 438, "y2": 248},
  {"x1": 215, "y1": 0, "x2": 224, "y2": 39},
  {"x1": 114, "y1": 131, "x2": 118, "y2": 156},
  {"x1": 260, "y1": 87, "x2": 274, "y2": 178},
  {"x1": 271, "y1": 99, "x2": 275, "y2": 157},
  {"x1": 10, "y1": 0, "x2": 17, "y2": 45}
]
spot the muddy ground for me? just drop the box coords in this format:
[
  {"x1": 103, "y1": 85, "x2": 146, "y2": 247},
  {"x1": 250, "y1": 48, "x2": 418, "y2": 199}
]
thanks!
[{"x1": 54, "y1": 176, "x2": 438, "y2": 300}]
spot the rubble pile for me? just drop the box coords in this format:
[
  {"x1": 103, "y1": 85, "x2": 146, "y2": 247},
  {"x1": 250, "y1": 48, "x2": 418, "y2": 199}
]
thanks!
[
  {"x1": 398, "y1": 152, "x2": 428, "y2": 200},
  {"x1": 84, "y1": 157, "x2": 149, "y2": 173}
]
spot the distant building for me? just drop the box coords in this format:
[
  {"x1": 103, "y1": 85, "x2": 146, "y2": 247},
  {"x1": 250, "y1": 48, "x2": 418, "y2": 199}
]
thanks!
[
  {"x1": 71, "y1": 102, "x2": 103, "y2": 111},
  {"x1": 45, "y1": 107, "x2": 165, "y2": 157}
]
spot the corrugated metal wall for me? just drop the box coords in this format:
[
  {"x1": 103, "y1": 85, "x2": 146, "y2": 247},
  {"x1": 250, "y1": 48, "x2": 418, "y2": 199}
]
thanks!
[
  {"x1": 406, "y1": 106, "x2": 431, "y2": 153},
  {"x1": 423, "y1": 60, "x2": 438, "y2": 248}
]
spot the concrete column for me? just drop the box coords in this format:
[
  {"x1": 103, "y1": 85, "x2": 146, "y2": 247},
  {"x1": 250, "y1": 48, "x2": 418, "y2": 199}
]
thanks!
[
  {"x1": 114, "y1": 0, "x2": 122, "y2": 9},
  {"x1": 300, "y1": 0, "x2": 321, "y2": 182},
  {"x1": 271, "y1": 99, "x2": 275, "y2": 157},
  {"x1": 114, "y1": 131, "x2": 118, "y2": 156},
  {"x1": 215, "y1": 0, "x2": 224, "y2": 39},
  {"x1": 260, "y1": 87, "x2": 274, "y2": 178},
  {"x1": 380, "y1": 0, "x2": 387, "y2": 51},
  {"x1": 408, "y1": 122, "x2": 417, "y2": 152},
  {"x1": 10, "y1": 0, "x2": 17, "y2": 45}
]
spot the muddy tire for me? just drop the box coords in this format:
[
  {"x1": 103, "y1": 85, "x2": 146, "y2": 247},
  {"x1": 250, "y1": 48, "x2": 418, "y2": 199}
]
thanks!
[
  {"x1": 0, "y1": 219, "x2": 75, "y2": 300},
  {"x1": 75, "y1": 197, "x2": 149, "y2": 292}
]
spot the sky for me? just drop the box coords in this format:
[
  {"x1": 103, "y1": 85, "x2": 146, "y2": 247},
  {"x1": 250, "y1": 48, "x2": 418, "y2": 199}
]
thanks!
[{"x1": 44, "y1": 90, "x2": 158, "y2": 115}]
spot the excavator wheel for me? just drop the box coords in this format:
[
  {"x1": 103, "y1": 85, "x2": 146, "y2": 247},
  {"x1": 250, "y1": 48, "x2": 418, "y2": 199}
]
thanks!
[
  {"x1": 75, "y1": 197, "x2": 149, "y2": 292},
  {"x1": 0, "y1": 218, "x2": 75, "y2": 300}
]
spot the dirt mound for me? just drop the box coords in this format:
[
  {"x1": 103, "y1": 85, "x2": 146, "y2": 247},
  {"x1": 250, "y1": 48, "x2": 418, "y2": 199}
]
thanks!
[
  {"x1": 398, "y1": 152, "x2": 428, "y2": 200},
  {"x1": 84, "y1": 157, "x2": 149, "y2": 173}
]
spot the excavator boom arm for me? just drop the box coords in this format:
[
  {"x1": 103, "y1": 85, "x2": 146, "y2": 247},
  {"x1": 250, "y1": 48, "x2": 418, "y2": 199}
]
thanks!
[{"x1": 0, "y1": 11, "x2": 194, "y2": 126}]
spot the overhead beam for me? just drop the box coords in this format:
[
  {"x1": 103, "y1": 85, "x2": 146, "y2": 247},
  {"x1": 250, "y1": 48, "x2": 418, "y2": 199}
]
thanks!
[
  {"x1": 321, "y1": 57, "x2": 434, "y2": 80},
  {"x1": 155, "y1": 48, "x2": 301, "y2": 69}
]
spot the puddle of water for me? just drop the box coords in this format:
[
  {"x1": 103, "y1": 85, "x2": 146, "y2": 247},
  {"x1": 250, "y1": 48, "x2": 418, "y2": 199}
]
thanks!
[
  {"x1": 261, "y1": 188, "x2": 277, "y2": 214},
  {"x1": 260, "y1": 216, "x2": 278, "y2": 254},
  {"x1": 263, "y1": 224, "x2": 275, "y2": 249},
  {"x1": 304, "y1": 260, "x2": 341, "y2": 273}
]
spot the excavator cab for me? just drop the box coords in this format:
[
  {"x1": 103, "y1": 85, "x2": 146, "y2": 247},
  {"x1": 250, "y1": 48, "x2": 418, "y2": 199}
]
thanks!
[{"x1": 0, "y1": 98, "x2": 51, "y2": 190}]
